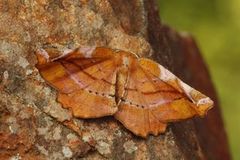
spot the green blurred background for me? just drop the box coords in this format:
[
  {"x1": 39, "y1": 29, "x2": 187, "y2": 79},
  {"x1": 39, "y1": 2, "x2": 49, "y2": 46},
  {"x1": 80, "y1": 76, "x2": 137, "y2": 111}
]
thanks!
[{"x1": 157, "y1": 0, "x2": 240, "y2": 159}]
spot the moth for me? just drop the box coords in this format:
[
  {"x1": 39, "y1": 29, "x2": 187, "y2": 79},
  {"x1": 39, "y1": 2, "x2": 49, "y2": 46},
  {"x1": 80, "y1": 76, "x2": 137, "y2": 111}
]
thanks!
[{"x1": 36, "y1": 46, "x2": 213, "y2": 137}]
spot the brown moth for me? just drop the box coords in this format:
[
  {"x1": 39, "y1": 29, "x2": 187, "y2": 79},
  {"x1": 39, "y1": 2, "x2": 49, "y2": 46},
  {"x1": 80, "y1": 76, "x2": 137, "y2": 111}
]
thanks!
[{"x1": 35, "y1": 46, "x2": 213, "y2": 137}]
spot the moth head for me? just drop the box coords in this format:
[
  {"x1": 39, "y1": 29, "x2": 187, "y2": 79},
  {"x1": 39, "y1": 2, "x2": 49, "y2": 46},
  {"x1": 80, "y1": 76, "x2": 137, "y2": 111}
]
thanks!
[{"x1": 115, "y1": 50, "x2": 138, "y2": 68}]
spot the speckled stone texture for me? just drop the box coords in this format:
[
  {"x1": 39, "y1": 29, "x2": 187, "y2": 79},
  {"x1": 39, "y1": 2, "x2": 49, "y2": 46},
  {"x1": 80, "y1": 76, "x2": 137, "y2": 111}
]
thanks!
[{"x1": 0, "y1": 0, "x2": 231, "y2": 159}]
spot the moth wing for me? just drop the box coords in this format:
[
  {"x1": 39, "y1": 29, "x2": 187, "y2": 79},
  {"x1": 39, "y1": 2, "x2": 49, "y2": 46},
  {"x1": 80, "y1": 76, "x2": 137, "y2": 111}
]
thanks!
[
  {"x1": 36, "y1": 47, "x2": 120, "y2": 118},
  {"x1": 138, "y1": 58, "x2": 214, "y2": 117},
  {"x1": 114, "y1": 57, "x2": 213, "y2": 137}
]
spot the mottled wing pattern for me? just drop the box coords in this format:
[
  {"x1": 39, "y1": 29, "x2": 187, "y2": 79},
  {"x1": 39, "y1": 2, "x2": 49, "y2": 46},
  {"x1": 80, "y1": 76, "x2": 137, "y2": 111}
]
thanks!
[{"x1": 36, "y1": 47, "x2": 119, "y2": 118}]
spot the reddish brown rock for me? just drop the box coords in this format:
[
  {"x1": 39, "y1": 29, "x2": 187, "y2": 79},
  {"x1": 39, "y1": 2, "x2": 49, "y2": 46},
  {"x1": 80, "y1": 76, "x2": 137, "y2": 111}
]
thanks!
[{"x1": 0, "y1": 0, "x2": 230, "y2": 159}]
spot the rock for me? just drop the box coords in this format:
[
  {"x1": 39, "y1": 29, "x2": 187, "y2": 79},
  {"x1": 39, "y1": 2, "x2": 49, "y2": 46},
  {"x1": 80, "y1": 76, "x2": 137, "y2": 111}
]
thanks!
[{"x1": 0, "y1": 0, "x2": 230, "y2": 159}]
